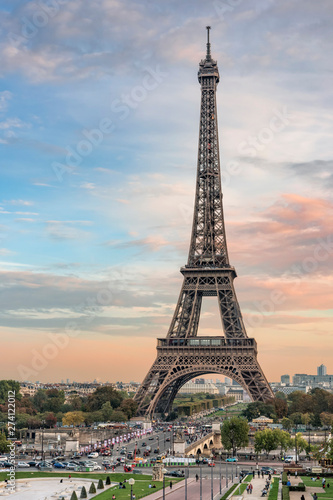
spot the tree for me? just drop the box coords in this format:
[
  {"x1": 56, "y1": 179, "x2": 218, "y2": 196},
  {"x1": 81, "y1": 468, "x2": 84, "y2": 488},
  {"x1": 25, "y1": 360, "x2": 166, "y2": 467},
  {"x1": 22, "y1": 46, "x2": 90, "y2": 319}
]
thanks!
[
  {"x1": 0, "y1": 433, "x2": 10, "y2": 453},
  {"x1": 112, "y1": 410, "x2": 127, "y2": 422},
  {"x1": 86, "y1": 386, "x2": 123, "y2": 411},
  {"x1": 68, "y1": 395, "x2": 83, "y2": 411},
  {"x1": 320, "y1": 412, "x2": 333, "y2": 428},
  {"x1": 106, "y1": 476, "x2": 111, "y2": 485},
  {"x1": 0, "y1": 380, "x2": 21, "y2": 404},
  {"x1": 80, "y1": 485, "x2": 87, "y2": 498},
  {"x1": 269, "y1": 398, "x2": 288, "y2": 419},
  {"x1": 97, "y1": 479, "x2": 104, "y2": 489},
  {"x1": 241, "y1": 402, "x2": 276, "y2": 421},
  {"x1": 62, "y1": 411, "x2": 85, "y2": 427},
  {"x1": 44, "y1": 412, "x2": 57, "y2": 428},
  {"x1": 89, "y1": 483, "x2": 96, "y2": 494},
  {"x1": 221, "y1": 417, "x2": 249, "y2": 456},
  {"x1": 70, "y1": 492, "x2": 78, "y2": 500},
  {"x1": 101, "y1": 401, "x2": 113, "y2": 421},
  {"x1": 274, "y1": 429, "x2": 292, "y2": 456},
  {"x1": 281, "y1": 417, "x2": 292, "y2": 431},
  {"x1": 295, "y1": 432, "x2": 308, "y2": 453},
  {"x1": 32, "y1": 390, "x2": 48, "y2": 412},
  {"x1": 120, "y1": 399, "x2": 138, "y2": 419},
  {"x1": 254, "y1": 429, "x2": 279, "y2": 457},
  {"x1": 45, "y1": 389, "x2": 65, "y2": 413}
]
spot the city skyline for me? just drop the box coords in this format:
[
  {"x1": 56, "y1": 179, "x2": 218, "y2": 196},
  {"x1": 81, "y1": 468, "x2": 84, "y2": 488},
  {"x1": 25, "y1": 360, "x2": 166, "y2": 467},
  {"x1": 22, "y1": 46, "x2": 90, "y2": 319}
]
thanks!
[{"x1": 1, "y1": 1, "x2": 333, "y2": 384}]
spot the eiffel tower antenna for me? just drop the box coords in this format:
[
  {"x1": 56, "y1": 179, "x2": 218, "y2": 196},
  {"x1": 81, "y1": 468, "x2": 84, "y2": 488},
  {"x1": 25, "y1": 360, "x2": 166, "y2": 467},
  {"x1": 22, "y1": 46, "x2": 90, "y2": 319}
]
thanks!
[{"x1": 134, "y1": 28, "x2": 273, "y2": 417}]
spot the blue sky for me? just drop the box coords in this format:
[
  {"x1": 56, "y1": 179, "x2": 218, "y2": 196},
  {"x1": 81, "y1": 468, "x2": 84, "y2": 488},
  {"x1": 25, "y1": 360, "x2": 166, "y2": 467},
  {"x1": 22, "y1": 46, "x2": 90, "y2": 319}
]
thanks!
[{"x1": 1, "y1": 0, "x2": 333, "y2": 383}]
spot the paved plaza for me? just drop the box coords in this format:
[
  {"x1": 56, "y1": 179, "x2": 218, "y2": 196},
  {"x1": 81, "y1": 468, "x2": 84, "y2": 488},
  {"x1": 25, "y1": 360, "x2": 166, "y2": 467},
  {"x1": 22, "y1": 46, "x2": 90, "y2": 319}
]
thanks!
[{"x1": 0, "y1": 477, "x2": 114, "y2": 500}]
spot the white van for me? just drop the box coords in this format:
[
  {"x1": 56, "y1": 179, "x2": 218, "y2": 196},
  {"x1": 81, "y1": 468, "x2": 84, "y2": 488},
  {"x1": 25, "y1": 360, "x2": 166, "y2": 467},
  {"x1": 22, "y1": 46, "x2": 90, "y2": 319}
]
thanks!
[{"x1": 87, "y1": 452, "x2": 99, "y2": 459}]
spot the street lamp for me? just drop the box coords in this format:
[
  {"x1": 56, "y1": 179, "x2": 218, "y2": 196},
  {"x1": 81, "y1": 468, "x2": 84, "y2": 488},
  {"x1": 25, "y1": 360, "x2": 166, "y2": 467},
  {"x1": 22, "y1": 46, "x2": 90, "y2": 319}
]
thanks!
[
  {"x1": 210, "y1": 453, "x2": 214, "y2": 500},
  {"x1": 162, "y1": 468, "x2": 168, "y2": 500},
  {"x1": 199, "y1": 456, "x2": 203, "y2": 500},
  {"x1": 129, "y1": 477, "x2": 135, "y2": 500},
  {"x1": 219, "y1": 451, "x2": 222, "y2": 494}
]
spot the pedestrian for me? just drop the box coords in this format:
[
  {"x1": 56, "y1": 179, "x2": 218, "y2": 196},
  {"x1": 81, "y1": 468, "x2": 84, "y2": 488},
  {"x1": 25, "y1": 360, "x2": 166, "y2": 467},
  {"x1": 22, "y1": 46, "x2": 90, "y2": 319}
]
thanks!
[
  {"x1": 112, "y1": 495, "x2": 116, "y2": 500},
  {"x1": 246, "y1": 485, "x2": 250, "y2": 494},
  {"x1": 327, "y1": 484, "x2": 330, "y2": 489},
  {"x1": 170, "y1": 481, "x2": 173, "y2": 489},
  {"x1": 313, "y1": 493, "x2": 318, "y2": 500},
  {"x1": 196, "y1": 474, "x2": 199, "y2": 482},
  {"x1": 295, "y1": 471, "x2": 298, "y2": 477},
  {"x1": 250, "y1": 483, "x2": 253, "y2": 494},
  {"x1": 301, "y1": 495, "x2": 305, "y2": 500},
  {"x1": 262, "y1": 471, "x2": 264, "y2": 478}
]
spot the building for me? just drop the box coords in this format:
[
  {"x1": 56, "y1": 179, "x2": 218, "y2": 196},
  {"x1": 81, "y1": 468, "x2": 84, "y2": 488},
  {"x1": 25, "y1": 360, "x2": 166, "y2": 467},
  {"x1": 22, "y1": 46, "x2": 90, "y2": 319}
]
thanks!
[
  {"x1": 178, "y1": 381, "x2": 219, "y2": 394},
  {"x1": 281, "y1": 374, "x2": 290, "y2": 385},
  {"x1": 226, "y1": 388, "x2": 243, "y2": 402},
  {"x1": 317, "y1": 364, "x2": 327, "y2": 376}
]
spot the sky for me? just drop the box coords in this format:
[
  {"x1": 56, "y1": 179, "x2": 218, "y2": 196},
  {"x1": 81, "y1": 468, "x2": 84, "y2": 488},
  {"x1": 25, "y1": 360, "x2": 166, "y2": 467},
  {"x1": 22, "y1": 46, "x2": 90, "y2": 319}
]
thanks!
[{"x1": 1, "y1": 0, "x2": 333, "y2": 384}]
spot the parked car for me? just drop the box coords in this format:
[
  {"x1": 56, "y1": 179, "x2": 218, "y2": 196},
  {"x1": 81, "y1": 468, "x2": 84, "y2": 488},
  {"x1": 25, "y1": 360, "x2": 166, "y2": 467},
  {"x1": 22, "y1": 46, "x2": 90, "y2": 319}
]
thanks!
[
  {"x1": 141, "y1": 442, "x2": 147, "y2": 447},
  {"x1": 153, "y1": 449, "x2": 159, "y2": 454},
  {"x1": 66, "y1": 463, "x2": 78, "y2": 470},
  {"x1": 87, "y1": 452, "x2": 99, "y2": 459},
  {"x1": 149, "y1": 437, "x2": 154, "y2": 441},
  {"x1": 27, "y1": 461, "x2": 38, "y2": 467},
  {"x1": 208, "y1": 462, "x2": 215, "y2": 467},
  {"x1": 17, "y1": 462, "x2": 30, "y2": 468},
  {"x1": 53, "y1": 462, "x2": 66, "y2": 469},
  {"x1": 226, "y1": 457, "x2": 238, "y2": 462},
  {"x1": 93, "y1": 464, "x2": 102, "y2": 470},
  {"x1": 166, "y1": 437, "x2": 170, "y2": 442},
  {"x1": 261, "y1": 467, "x2": 276, "y2": 474},
  {"x1": 0, "y1": 462, "x2": 12, "y2": 468}
]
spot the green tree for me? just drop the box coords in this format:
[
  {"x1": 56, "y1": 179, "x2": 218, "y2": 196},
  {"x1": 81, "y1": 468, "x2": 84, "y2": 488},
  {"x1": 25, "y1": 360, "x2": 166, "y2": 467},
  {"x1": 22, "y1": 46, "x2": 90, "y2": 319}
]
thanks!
[
  {"x1": 80, "y1": 485, "x2": 87, "y2": 498},
  {"x1": 295, "y1": 432, "x2": 308, "y2": 453},
  {"x1": 97, "y1": 479, "x2": 104, "y2": 489},
  {"x1": 32, "y1": 390, "x2": 48, "y2": 412},
  {"x1": 254, "y1": 429, "x2": 279, "y2": 457},
  {"x1": 241, "y1": 402, "x2": 276, "y2": 421},
  {"x1": 86, "y1": 386, "x2": 123, "y2": 411},
  {"x1": 89, "y1": 483, "x2": 96, "y2": 494},
  {"x1": 274, "y1": 428, "x2": 292, "y2": 456},
  {"x1": 281, "y1": 417, "x2": 292, "y2": 431},
  {"x1": 0, "y1": 380, "x2": 21, "y2": 404},
  {"x1": 221, "y1": 417, "x2": 249, "y2": 456},
  {"x1": 62, "y1": 411, "x2": 85, "y2": 427},
  {"x1": 70, "y1": 492, "x2": 78, "y2": 500},
  {"x1": 112, "y1": 410, "x2": 127, "y2": 422},
  {"x1": 101, "y1": 401, "x2": 113, "y2": 421},
  {"x1": 0, "y1": 432, "x2": 10, "y2": 453},
  {"x1": 68, "y1": 395, "x2": 82, "y2": 411},
  {"x1": 45, "y1": 389, "x2": 65, "y2": 413}
]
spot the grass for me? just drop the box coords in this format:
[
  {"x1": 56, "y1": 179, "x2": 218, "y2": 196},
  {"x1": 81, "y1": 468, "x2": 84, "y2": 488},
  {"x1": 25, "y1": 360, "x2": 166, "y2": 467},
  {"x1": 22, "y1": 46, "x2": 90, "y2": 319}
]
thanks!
[
  {"x1": 93, "y1": 478, "x2": 167, "y2": 500},
  {"x1": 243, "y1": 475, "x2": 252, "y2": 483},
  {"x1": 232, "y1": 482, "x2": 248, "y2": 496},
  {"x1": 300, "y1": 477, "x2": 332, "y2": 487},
  {"x1": 0, "y1": 471, "x2": 154, "y2": 482},
  {"x1": 221, "y1": 483, "x2": 239, "y2": 499},
  {"x1": 268, "y1": 477, "x2": 279, "y2": 500}
]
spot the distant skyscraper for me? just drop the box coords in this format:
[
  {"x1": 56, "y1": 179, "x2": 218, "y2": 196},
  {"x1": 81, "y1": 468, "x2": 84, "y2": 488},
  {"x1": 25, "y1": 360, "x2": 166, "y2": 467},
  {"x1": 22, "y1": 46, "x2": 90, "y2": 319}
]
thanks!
[
  {"x1": 317, "y1": 364, "x2": 327, "y2": 376},
  {"x1": 281, "y1": 374, "x2": 290, "y2": 384}
]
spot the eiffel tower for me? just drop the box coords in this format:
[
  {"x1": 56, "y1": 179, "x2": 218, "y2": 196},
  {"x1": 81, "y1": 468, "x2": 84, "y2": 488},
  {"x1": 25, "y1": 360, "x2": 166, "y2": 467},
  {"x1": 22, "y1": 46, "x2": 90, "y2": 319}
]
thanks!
[{"x1": 134, "y1": 27, "x2": 273, "y2": 417}]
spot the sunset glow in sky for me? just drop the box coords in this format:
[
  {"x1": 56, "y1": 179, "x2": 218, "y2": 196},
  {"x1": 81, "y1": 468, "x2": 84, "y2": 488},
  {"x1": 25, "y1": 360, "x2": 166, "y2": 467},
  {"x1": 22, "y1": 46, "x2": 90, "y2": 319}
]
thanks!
[{"x1": 1, "y1": 0, "x2": 333, "y2": 383}]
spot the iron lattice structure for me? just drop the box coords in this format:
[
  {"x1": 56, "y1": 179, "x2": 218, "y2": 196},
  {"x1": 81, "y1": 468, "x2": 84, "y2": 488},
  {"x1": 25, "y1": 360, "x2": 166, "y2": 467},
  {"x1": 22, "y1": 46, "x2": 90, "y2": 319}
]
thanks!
[{"x1": 134, "y1": 28, "x2": 273, "y2": 417}]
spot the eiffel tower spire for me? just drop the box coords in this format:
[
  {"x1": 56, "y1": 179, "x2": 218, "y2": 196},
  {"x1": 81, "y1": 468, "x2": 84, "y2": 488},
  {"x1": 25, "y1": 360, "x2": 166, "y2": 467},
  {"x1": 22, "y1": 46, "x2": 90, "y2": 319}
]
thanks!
[{"x1": 134, "y1": 28, "x2": 273, "y2": 417}]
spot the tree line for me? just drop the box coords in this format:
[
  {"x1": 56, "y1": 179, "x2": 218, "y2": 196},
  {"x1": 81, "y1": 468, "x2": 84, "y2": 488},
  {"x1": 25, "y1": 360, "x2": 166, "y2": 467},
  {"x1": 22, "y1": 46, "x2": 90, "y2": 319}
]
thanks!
[{"x1": 0, "y1": 380, "x2": 138, "y2": 435}]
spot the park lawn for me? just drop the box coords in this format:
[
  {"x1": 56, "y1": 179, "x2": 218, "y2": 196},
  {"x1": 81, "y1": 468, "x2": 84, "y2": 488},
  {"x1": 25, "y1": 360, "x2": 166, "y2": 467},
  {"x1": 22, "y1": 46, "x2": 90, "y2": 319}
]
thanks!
[
  {"x1": 243, "y1": 475, "x2": 252, "y2": 483},
  {"x1": 0, "y1": 471, "x2": 154, "y2": 482},
  {"x1": 93, "y1": 479, "x2": 165, "y2": 500},
  {"x1": 300, "y1": 477, "x2": 327, "y2": 487},
  {"x1": 268, "y1": 477, "x2": 279, "y2": 500},
  {"x1": 232, "y1": 482, "x2": 248, "y2": 496},
  {"x1": 316, "y1": 494, "x2": 333, "y2": 500}
]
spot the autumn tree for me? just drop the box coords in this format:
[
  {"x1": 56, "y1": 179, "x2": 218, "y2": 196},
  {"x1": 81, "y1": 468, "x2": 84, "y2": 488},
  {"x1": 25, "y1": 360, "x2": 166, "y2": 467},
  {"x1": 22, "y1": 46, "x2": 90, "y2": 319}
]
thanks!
[{"x1": 62, "y1": 411, "x2": 85, "y2": 427}]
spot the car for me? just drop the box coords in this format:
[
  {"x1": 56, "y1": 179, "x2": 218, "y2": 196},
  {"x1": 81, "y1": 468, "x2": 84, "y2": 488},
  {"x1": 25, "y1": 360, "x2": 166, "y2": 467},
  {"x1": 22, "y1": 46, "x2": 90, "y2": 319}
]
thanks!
[
  {"x1": 166, "y1": 437, "x2": 170, "y2": 442},
  {"x1": 17, "y1": 462, "x2": 30, "y2": 468},
  {"x1": 93, "y1": 464, "x2": 102, "y2": 470},
  {"x1": 66, "y1": 463, "x2": 78, "y2": 470},
  {"x1": 226, "y1": 457, "x2": 238, "y2": 462},
  {"x1": 141, "y1": 442, "x2": 147, "y2": 447},
  {"x1": 27, "y1": 461, "x2": 38, "y2": 467},
  {"x1": 87, "y1": 452, "x2": 99, "y2": 459},
  {"x1": 208, "y1": 462, "x2": 215, "y2": 467},
  {"x1": 0, "y1": 462, "x2": 12, "y2": 468},
  {"x1": 166, "y1": 470, "x2": 185, "y2": 477},
  {"x1": 149, "y1": 437, "x2": 154, "y2": 440},
  {"x1": 53, "y1": 462, "x2": 66, "y2": 468},
  {"x1": 261, "y1": 467, "x2": 276, "y2": 474}
]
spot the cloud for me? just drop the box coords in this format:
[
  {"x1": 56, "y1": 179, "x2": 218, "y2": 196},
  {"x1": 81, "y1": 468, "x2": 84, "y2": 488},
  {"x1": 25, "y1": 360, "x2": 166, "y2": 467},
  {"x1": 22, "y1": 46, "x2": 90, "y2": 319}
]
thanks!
[
  {"x1": 0, "y1": 91, "x2": 12, "y2": 111},
  {"x1": 5, "y1": 199, "x2": 34, "y2": 206},
  {"x1": 0, "y1": 248, "x2": 13, "y2": 256},
  {"x1": 45, "y1": 220, "x2": 93, "y2": 240}
]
